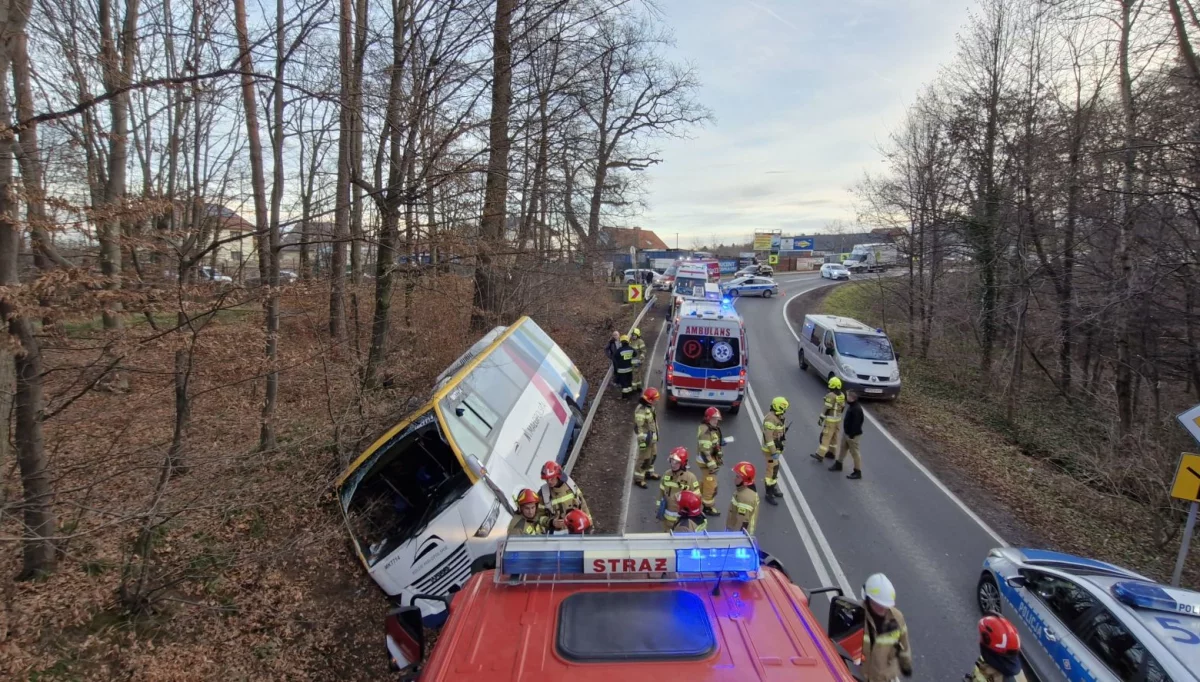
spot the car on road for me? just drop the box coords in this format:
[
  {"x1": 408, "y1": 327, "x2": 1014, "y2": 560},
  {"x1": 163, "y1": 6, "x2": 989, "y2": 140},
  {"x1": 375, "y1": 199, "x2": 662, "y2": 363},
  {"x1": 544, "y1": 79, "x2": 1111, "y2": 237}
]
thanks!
[
  {"x1": 385, "y1": 533, "x2": 864, "y2": 680},
  {"x1": 623, "y1": 268, "x2": 662, "y2": 286},
  {"x1": 721, "y1": 275, "x2": 778, "y2": 298},
  {"x1": 820, "y1": 263, "x2": 851, "y2": 281},
  {"x1": 735, "y1": 264, "x2": 774, "y2": 278},
  {"x1": 977, "y1": 547, "x2": 1199, "y2": 682},
  {"x1": 798, "y1": 314, "x2": 901, "y2": 399}
]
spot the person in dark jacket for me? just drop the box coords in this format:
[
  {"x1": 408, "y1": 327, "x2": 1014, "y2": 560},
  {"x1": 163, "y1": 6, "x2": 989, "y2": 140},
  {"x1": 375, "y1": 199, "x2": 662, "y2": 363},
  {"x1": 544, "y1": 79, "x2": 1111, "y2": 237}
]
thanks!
[
  {"x1": 613, "y1": 335, "x2": 636, "y2": 398},
  {"x1": 604, "y1": 330, "x2": 621, "y2": 363},
  {"x1": 829, "y1": 390, "x2": 865, "y2": 479}
]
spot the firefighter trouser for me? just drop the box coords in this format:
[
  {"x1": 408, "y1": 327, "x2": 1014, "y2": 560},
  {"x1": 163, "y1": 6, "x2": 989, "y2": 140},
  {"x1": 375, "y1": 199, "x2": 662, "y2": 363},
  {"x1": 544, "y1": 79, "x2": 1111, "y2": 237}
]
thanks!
[
  {"x1": 763, "y1": 448, "x2": 780, "y2": 491},
  {"x1": 661, "y1": 513, "x2": 677, "y2": 533},
  {"x1": 631, "y1": 362, "x2": 643, "y2": 390},
  {"x1": 836, "y1": 434, "x2": 862, "y2": 470},
  {"x1": 616, "y1": 369, "x2": 634, "y2": 395},
  {"x1": 816, "y1": 418, "x2": 841, "y2": 457},
  {"x1": 634, "y1": 442, "x2": 658, "y2": 483},
  {"x1": 700, "y1": 467, "x2": 719, "y2": 511}
]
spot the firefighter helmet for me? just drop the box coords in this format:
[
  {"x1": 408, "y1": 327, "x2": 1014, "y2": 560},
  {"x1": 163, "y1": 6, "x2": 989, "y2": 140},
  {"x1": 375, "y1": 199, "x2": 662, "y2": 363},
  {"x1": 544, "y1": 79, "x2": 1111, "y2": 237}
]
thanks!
[
  {"x1": 862, "y1": 573, "x2": 896, "y2": 608},
  {"x1": 619, "y1": 334, "x2": 630, "y2": 343},
  {"x1": 827, "y1": 376, "x2": 843, "y2": 390},
  {"x1": 677, "y1": 490, "x2": 703, "y2": 517},
  {"x1": 565, "y1": 509, "x2": 592, "y2": 534},
  {"x1": 979, "y1": 615, "x2": 1021, "y2": 654},
  {"x1": 632, "y1": 327, "x2": 642, "y2": 338},
  {"x1": 641, "y1": 387, "x2": 660, "y2": 403},
  {"x1": 540, "y1": 461, "x2": 563, "y2": 482},
  {"x1": 514, "y1": 488, "x2": 539, "y2": 506},
  {"x1": 770, "y1": 396, "x2": 790, "y2": 414},
  {"x1": 733, "y1": 461, "x2": 756, "y2": 484},
  {"x1": 704, "y1": 406, "x2": 721, "y2": 422},
  {"x1": 669, "y1": 447, "x2": 689, "y2": 468}
]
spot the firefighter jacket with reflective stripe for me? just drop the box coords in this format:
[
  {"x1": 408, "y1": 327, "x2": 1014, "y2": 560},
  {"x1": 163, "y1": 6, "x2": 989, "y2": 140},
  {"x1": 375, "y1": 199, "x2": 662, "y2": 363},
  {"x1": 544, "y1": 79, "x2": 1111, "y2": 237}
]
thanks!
[
  {"x1": 634, "y1": 404, "x2": 658, "y2": 448},
  {"x1": 615, "y1": 346, "x2": 635, "y2": 374},
  {"x1": 762, "y1": 412, "x2": 786, "y2": 455},
  {"x1": 822, "y1": 390, "x2": 846, "y2": 421},
  {"x1": 629, "y1": 336, "x2": 646, "y2": 366},
  {"x1": 507, "y1": 513, "x2": 548, "y2": 536},
  {"x1": 697, "y1": 423, "x2": 723, "y2": 469},
  {"x1": 659, "y1": 470, "x2": 699, "y2": 521},
  {"x1": 727, "y1": 485, "x2": 759, "y2": 534},
  {"x1": 673, "y1": 515, "x2": 707, "y2": 533},
  {"x1": 968, "y1": 658, "x2": 1026, "y2": 682},
  {"x1": 540, "y1": 479, "x2": 590, "y2": 523},
  {"x1": 862, "y1": 606, "x2": 912, "y2": 682}
]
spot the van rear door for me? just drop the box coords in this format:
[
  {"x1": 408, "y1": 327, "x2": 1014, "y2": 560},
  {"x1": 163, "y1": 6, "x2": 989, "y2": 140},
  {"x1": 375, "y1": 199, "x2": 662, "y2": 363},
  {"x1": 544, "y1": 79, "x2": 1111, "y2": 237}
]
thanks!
[{"x1": 672, "y1": 320, "x2": 743, "y2": 403}]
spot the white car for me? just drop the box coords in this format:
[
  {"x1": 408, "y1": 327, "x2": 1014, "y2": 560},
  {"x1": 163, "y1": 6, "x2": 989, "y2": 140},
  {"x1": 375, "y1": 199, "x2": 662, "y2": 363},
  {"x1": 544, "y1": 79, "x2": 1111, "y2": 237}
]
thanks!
[
  {"x1": 820, "y1": 263, "x2": 850, "y2": 280},
  {"x1": 623, "y1": 269, "x2": 662, "y2": 286},
  {"x1": 199, "y1": 266, "x2": 233, "y2": 284}
]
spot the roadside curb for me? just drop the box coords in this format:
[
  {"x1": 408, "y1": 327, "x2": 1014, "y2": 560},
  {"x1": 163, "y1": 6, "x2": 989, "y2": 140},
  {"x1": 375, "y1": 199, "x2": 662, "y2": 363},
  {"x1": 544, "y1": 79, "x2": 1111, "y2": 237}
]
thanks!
[{"x1": 564, "y1": 298, "x2": 656, "y2": 476}]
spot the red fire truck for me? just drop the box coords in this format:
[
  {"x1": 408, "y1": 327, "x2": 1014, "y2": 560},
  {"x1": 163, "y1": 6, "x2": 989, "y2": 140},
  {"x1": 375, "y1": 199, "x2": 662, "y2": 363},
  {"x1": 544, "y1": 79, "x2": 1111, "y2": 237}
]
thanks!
[{"x1": 385, "y1": 533, "x2": 868, "y2": 681}]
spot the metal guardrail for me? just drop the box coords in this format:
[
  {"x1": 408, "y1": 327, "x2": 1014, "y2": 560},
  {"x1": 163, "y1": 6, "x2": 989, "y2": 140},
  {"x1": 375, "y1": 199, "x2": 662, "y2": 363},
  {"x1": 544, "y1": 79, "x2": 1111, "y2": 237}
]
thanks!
[{"x1": 564, "y1": 297, "x2": 656, "y2": 475}]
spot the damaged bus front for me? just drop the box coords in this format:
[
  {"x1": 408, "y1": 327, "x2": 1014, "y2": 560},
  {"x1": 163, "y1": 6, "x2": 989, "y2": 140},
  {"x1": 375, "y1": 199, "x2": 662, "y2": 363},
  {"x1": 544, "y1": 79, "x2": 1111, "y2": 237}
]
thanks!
[{"x1": 335, "y1": 317, "x2": 587, "y2": 624}]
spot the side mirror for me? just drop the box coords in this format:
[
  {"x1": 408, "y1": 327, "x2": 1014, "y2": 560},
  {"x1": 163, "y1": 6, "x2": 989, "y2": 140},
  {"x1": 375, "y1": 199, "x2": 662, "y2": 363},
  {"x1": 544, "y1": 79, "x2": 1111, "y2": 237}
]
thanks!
[
  {"x1": 385, "y1": 605, "x2": 427, "y2": 673},
  {"x1": 465, "y1": 454, "x2": 517, "y2": 515},
  {"x1": 1005, "y1": 575, "x2": 1027, "y2": 589},
  {"x1": 825, "y1": 347, "x2": 835, "y2": 356},
  {"x1": 827, "y1": 595, "x2": 865, "y2": 665}
]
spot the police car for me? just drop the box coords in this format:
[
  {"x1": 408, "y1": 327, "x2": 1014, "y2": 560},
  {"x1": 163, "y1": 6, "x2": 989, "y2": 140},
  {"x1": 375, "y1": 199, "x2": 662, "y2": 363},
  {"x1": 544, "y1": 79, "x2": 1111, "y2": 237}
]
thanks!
[
  {"x1": 386, "y1": 533, "x2": 867, "y2": 681},
  {"x1": 977, "y1": 547, "x2": 1199, "y2": 682},
  {"x1": 721, "y1": 275, "x2": 779, "y2": 298}
]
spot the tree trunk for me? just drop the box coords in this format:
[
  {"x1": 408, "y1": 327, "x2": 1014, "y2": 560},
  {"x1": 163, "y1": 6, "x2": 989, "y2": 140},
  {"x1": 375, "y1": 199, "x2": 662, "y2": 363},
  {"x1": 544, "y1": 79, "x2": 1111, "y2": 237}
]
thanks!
[
  {"x1": 330, "y1": 0, "x2": 352, "y2": 340},
  {"x1": 348, "y1": 0, "x2": 368, "y2": 285},
  {"x1": 1114, "y1": 0, "x2": 1137, "y2": 438},
  {"x1": 472, "y1": 0, "x2": 517, "y2": 330},
  {"x1": 257, "y1": 0, "x2": 286, "y2": 451}
]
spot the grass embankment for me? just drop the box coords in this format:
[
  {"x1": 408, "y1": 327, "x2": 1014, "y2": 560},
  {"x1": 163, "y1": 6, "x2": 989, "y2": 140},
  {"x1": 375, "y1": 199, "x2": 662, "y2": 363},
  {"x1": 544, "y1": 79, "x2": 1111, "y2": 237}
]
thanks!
[{"x1": 821, "y1": 282, "x2": 1198, "y2": 589}]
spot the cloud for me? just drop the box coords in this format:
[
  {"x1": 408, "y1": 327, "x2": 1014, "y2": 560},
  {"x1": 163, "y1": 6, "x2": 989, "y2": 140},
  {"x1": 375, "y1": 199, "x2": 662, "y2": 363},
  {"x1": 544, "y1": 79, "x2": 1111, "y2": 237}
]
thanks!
[{"x1": 739, "y1": 0, "x2": 799, "y2": 31}]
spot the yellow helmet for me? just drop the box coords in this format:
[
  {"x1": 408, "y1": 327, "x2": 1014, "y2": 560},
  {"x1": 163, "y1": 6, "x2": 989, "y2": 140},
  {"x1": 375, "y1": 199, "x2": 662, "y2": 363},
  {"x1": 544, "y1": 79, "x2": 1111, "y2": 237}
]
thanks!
[
  {"x1": 620, "y1": 334, "x2": 630, "y2": 343},
  {"x1": 632, "y1": 327, "x2": 642, "y2": 338},
  {"x1": 828, "y1": 377, "x2": 843, "y2": 390},
  {"x1": 770, "y1": 397, "x2": 789, "y2": 414}
]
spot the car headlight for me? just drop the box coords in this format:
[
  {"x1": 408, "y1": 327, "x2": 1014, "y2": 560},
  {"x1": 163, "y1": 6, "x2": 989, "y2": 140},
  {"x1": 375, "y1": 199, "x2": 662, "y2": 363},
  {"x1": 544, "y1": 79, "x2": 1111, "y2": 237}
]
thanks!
[
  {"x1": 475, "y1": 499, "x2": 501, "y2": 538},
  {"x1": 890, "y1": 370, "x2": 900, "y2": 382}
]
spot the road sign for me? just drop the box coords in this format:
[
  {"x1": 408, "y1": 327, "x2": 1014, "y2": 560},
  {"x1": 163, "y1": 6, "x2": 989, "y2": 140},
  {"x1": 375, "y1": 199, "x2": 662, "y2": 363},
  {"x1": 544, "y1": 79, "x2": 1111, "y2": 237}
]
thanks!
[
  {"x1": 1178, "y1": 403, "x2": 1200, "y2": 445},
  {"x1": 1172, "y1": 453, "x2": 1200, "y2": 502},
  {"x1": 768, "y1": 254, "x2": 779, "y2": 265},
  {"x1": 626, "y1": 284, "x2": 644, "y2": 303}
]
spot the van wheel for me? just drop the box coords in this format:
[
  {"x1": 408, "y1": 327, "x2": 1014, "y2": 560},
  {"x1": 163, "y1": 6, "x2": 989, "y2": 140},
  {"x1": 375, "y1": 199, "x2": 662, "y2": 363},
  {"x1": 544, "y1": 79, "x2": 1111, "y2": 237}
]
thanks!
[{"x1": 798, "y1": 350, "x2": 808, "y2": 370}]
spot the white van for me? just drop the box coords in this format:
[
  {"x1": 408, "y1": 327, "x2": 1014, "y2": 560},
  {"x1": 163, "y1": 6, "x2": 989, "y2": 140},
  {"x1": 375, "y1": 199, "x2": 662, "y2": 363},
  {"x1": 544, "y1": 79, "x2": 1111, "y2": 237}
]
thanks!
[
  {"x1": 797, "y1": 315, "x2": 901, "y2": 399},
  {"x1": 335, "y1": 317, "x2": 587, "y2": 625},
  {"x1": 669, "y1": 263, "x2": 711, "y2": 317}
]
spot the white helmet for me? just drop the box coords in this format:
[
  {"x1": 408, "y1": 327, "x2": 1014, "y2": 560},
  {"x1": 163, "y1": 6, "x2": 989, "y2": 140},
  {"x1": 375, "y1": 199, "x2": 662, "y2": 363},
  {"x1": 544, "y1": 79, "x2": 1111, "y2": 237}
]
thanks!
[{"x1": 862, "y1": 573, "x2": 896, "y2": 608}]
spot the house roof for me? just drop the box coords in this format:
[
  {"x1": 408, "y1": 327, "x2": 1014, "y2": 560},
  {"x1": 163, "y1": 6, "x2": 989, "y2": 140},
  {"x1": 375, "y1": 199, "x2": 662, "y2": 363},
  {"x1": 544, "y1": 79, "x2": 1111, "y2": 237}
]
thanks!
[
  {"x1": 201, "y1": 204, "x2": 256, "y2": 233},
  {"x1": 601, "y1": 227, "x2": 670, "y2": 251}
]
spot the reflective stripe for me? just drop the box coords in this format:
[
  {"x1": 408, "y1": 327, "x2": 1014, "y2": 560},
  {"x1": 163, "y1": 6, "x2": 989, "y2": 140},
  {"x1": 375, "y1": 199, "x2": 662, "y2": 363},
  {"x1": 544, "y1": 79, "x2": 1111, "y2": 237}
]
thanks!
[
  {"x1": 873, "y1": 629, "x2": 905, "y2": 646},
  {"x1": 551, "y1": 492, "x2": 576, "y2": 506},
  {"x1": 734, "y1": 502, "x2": 754, "y2": 514},
  {"x1": 663, "y1": 509, "x2": 680, "y2": 521},
  {"x1": 617, "y1": 368, "x2": 633, "y2": 374}
]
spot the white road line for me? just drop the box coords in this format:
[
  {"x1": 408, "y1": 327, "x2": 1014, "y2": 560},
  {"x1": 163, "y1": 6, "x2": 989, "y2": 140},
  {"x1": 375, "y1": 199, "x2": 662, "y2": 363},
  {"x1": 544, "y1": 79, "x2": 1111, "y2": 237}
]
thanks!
[
  {"x1": 618, "y1": 311, "x2": 669, "y2": 533},
  {"x1": 780, "y1": 288, "x2": 1010, "y2": 547},
  {"x1": 745, "y1": 381, "x2": 855, "y2": 599}
]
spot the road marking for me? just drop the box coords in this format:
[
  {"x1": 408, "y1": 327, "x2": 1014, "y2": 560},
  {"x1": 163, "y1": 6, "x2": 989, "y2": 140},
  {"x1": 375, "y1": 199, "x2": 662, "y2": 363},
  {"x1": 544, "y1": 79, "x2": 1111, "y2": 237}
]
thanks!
[
  {"x1": 745, "y1": 380, "x2": 855, "y2": 599},
  {"x1": 780, "y1": 289, "x2": 1010, "y2": 547},
  {"x1": 619, "y1": 312, "x2": 669, "y2": 533}
]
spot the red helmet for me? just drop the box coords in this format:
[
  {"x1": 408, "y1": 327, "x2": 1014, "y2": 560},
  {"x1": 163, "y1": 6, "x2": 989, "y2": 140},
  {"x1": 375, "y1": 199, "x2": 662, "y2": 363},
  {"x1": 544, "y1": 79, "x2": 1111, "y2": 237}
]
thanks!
[
  {"x1": 733, "y1": 461, "x2": 756, "y2": 484},
  {"x1": 704, "y1": 407, "x2": 721, "y2": 422},
  {"x1": 515, "y1": 488, "x2": 539, "y2": 506},
  {"x1": 541, "y1": 461, "x2": 563, "y2": 481},
  {"x1": 565, "y1": 509, "x2": 592, "y2": 534},
  {"x1": 678, "y1": 490, "x2": 703, "y2": 517},
  {"x1": 642, "y1": 387, "x2": 660, "y2": 403},
  {"x1": 669, "y1": 447, "x2": 688, "y2": 468},
  {"x1": 979, "y1": 615, "x2": 1021, "y2": 654}
]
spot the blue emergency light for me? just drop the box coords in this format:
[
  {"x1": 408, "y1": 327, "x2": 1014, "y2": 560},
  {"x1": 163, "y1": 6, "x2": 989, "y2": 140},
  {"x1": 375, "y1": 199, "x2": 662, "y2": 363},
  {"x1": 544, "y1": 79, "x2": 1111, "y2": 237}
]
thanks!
[
  {"x1": 498, "y1": 533, "x2": 761, "y2": 578},
  {"x1": 1112, "y1": 581, "x2": 1200, "y2": 617}
]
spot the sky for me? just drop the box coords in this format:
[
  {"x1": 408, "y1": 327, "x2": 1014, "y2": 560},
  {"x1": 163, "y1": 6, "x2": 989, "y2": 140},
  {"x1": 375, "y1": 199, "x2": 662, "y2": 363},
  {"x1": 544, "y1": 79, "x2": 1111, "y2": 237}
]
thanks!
[{"x1": 637, "y1": 0, "x2": 974, "y2": 246}]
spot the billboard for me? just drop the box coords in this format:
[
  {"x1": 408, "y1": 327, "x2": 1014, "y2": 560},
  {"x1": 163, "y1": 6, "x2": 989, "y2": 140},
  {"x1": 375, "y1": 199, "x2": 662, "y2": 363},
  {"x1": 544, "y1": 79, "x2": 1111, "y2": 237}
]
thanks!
[
  {"x1": 781, "y1": 238, "x2": 794, "y2": 251},
  {"x1": 719, "y1": 259, "x2": 738, "y2": 274},
  {"x1": 793, "y1": 237, "x2": 814, "y2": 250},
  {"x1": 753, "y1": 233, "x2": 774, "y2": 251}
]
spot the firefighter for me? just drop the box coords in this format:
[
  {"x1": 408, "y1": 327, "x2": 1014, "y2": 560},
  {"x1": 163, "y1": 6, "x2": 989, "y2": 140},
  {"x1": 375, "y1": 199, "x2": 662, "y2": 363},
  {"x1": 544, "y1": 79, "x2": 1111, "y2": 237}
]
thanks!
[
  {"x1": 629, "y1": 327, "x2": 647, "y2": 390},
  {"x1": 539, "y1": 461, "x2": 591, "y2": 533},
  {"x1": 726, "y1": 461, "x2": 760, "y2": 534},
  {"x1": 966, "y1": 615, "x2": 1027, "y2": 682},
  {"x1": 657, "y1": 447, "x2": 700, "y2": 532},
  {"x1": 761, "y1": 396, "x2": 789, "y2": 504},
  {"x1": 564, "y1": 508, "x2": 593, "y2": 535},
  {"x1": 830, "y1": 390, "x2": 865, "y2": 479},
  {"x1": 633, "y1": 388, "x2": 661, "y2": 488},
  {"x1": 696, "y1": 407, "x2": 725, "y2": 516},
  {"x1": 507, "y1": 488, "x2": 548, "y2": 536},
  {"x1": 861, "y1": 573, "x2": 913, "y2": 682},
  {"x1": 614, "y1": 335, "x2": 636, "y2": 398},
  {"x1": 810, "y1": 376, "x2": 845, "y2": 461},
  {"x1": 672, "y1": 490, "x2": 708, "y2": 532}
]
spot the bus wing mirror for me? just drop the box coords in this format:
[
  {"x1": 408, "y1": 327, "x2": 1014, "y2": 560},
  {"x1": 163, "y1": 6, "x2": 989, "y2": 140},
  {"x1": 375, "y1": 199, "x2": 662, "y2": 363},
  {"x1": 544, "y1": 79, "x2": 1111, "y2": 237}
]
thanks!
[{"x1": 465, "y1": 454, "x2": 516, "y2": 515}]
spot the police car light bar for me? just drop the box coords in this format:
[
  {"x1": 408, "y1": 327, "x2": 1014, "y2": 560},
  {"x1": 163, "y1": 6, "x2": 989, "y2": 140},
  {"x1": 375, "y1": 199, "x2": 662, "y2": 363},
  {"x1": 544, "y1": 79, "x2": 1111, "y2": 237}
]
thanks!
[
  {"x1": 496, "y1": 532, "x2": 761, "y2": 582},
  {"x1": 1112, "y1": 581, "x2": 1200, "y2": 617}
]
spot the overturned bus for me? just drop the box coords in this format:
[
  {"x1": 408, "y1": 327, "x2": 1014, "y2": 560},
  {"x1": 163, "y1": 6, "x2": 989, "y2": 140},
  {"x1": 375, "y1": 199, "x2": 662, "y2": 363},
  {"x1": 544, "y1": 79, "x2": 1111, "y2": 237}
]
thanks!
[{"x1": 334, "y1": 317, "x2": 588, "y2": 624}]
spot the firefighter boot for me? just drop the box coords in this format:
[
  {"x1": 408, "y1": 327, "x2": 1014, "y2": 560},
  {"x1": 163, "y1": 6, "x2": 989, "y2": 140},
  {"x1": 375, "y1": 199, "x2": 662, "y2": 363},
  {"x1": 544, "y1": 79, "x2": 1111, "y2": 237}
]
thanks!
[{"x1": 828, "y1": 461, "x2": 844, "y2": 472}]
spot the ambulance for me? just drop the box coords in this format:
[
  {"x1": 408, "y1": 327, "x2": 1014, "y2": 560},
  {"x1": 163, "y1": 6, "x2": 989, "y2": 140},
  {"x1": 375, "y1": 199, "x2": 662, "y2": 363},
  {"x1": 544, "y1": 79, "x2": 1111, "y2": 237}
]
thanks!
[
  {"x1": 665, "y1": 299, "x2": 746, "y2": 414},
  {"x1": 669, "y1": 262, "x2": 712, "y2": 318},
  {"x1": 384, "y1": 533, "x2": 866, "y2": 681}
]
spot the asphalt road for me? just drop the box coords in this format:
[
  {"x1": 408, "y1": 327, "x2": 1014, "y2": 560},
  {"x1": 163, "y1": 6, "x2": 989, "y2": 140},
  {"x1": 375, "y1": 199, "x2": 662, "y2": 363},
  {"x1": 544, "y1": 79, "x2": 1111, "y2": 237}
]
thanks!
[{"x1": 624, "y1": 271, "x2": 1007, "y2": 681}]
